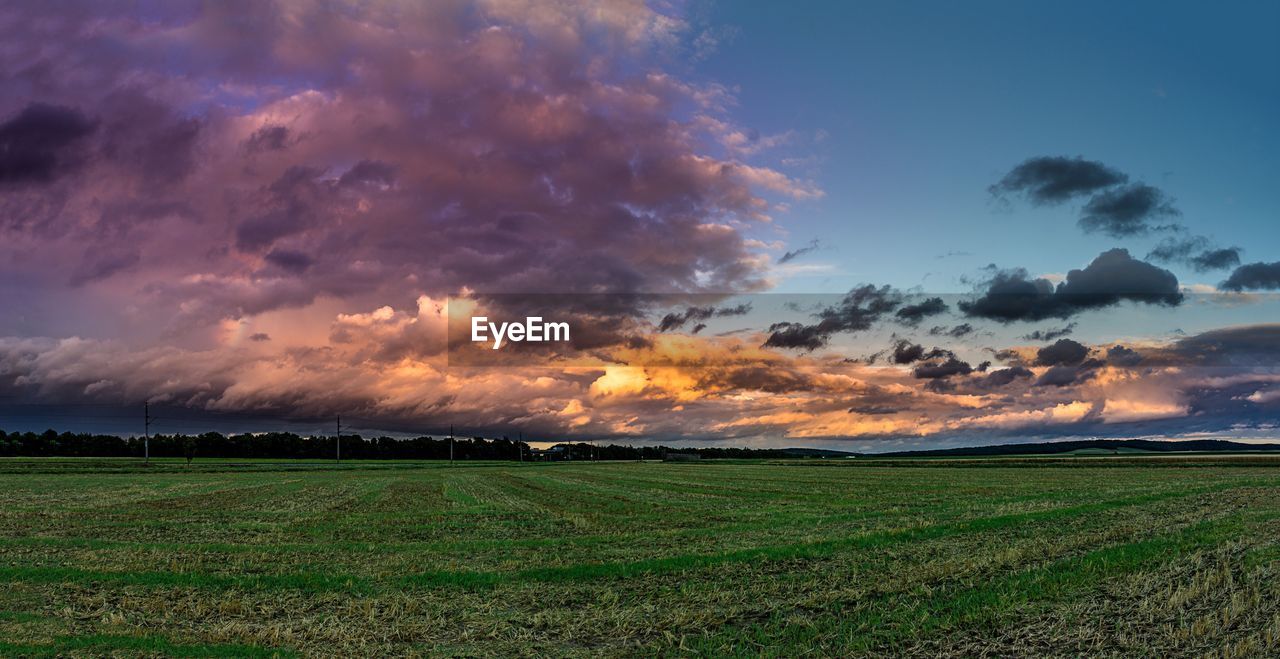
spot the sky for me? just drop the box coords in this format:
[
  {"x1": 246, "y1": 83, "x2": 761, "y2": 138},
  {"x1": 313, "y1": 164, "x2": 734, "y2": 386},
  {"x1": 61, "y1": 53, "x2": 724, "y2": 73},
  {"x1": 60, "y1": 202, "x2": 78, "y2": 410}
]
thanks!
[{"x1": 0, "y1": 0, "x2": 1278, "y2": 450}]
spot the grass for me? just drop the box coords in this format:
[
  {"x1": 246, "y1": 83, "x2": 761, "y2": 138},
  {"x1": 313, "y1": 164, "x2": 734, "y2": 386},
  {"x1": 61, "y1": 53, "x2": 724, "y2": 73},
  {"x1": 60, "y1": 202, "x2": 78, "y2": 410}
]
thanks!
[{"x1": 1, "y1": 457, "x2": 1279, "y2": 656}]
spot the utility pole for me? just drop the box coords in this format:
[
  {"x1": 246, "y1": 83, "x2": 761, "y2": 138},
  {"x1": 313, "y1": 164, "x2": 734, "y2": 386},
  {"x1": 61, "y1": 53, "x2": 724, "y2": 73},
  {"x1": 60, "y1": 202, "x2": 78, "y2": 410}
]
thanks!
[
  {"x1": 336, "y1": 415, "x2": 341, "y2": 463},
  {"x1": 519, "y1": 431, "x2": 524, "y2": 462},
  {"x1": 449, "y1": 424, "x2": 454, "y2": 465},
  {"x1": 144, "y1": 402, "x2": 152, "y2": 464}
]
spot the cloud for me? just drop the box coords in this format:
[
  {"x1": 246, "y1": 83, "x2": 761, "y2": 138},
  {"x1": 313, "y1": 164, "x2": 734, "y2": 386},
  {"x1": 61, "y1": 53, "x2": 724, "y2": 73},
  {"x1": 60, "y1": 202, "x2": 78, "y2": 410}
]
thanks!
[
  {"x1": 0, "y1": 103, "x2": 96, "y2": 186},
  {"x1": 761, "y1": 322, "x2": 829, "y2": 351},
  {"x1": 890, "y1": 340, "x2": 951, "y2": 365},
  {"x1": 658, "y1": 303, "x2": 752, "y2": 332},
  {"x1": 763, "y1": 285, "x2": 904, "y2": 350},
  {"x1": 1191, "y1": 249, "x2": 1245, "y2": 272},
  {"x1": 777, "y1": 239, "x2": 819, "y2": 264},
  {"x1": 691, "y1": 24, "x2": 740, "y2": 61},
  {"x1": 978, "y1": 366, "x2": 1034, "y2": 388},
  {"x1": 1034, "y1": 338, "x2": 1089, "y2": 366},
  {"x1": 1079, "y1": 184, "x2": 1180, "y2": 237},
  {"x1": 1, "y1": 1, "x2": 809, "y2": 339},
  {"x1": 990, "y1": 156, "x2": 1127, "y2": 204},
  {"x1": 244, "y1": 125, "x2": 289, "y2": 153},
  {"x1": 912, "y1": 357, "x2": 973, "y2": 379},
  {"x1": 68, "y1": 248, "x2": 141, "y2": 286},
  {"x1": 1220, "y1": 262, "x2": 1280, "y2": 291},
  {"x1": 894, "y1": 297, "x2": 948, "y2": 326},
  {"x1": 1170, "y1": 324, "x2": 1280, "y2": 366},
  {"x1": 960, "y1": 248, "x2": 1182, "y2": 322},
  {"x1": 848, "y1": 403, "x2": 905, "y2": 416},
  {"x1": 993, "y1": 155, "x2": 1232, "y2": 265},
  {"x1": 1147, "y1": 236, "x2": 1241, "y2": 272},
  {"x1": 1035, "y1": 364, "x2": 1093, "y2": 388},
  {"x1": 1022, "y1": 323, "x2": 1076, "y2": 342},
  {"x1": 929, "y1": 323, "x2": 974, "y2": 338},
  {"x1": 1106, "y1": 345, "x2": 1142, "y2": 366},
  {"x1": 263, "y1": 249, "x2": 314, "y2": 273},
  {"x1": 2, "y1": 314, "x2": 1279, "y2": 442}
]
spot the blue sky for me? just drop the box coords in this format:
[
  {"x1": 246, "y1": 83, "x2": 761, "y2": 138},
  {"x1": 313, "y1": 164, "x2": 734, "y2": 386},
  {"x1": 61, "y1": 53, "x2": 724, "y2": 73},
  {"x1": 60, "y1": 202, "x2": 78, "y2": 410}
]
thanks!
[{"x1": 692, "y1": 1, "x2": 1279, "y2": 294}]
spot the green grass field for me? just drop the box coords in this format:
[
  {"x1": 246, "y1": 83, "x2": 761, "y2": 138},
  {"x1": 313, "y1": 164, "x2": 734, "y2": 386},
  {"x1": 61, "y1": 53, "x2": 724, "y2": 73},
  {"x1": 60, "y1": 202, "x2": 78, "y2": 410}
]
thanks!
[{"x1": 2, "y1": 457, "x2": 1280, "y2": 656}]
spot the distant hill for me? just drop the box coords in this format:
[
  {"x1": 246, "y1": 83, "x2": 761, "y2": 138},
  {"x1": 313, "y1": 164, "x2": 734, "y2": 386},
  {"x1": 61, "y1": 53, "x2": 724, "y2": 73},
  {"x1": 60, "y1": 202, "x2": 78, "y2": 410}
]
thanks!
[
  {"x1": 873, "y1": 438, "x2": 1280, "y2": 458},
  {"x1": 779, "y1": 447, "x2": 859, "y2": 458}
]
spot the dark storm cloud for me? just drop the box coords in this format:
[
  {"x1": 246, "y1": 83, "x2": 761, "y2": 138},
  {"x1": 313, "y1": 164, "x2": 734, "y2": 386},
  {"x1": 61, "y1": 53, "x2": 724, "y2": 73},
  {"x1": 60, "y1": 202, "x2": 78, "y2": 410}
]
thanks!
[
  {"x1": 959, "y1": 249, "x2": 1182, "y2": 322},
  {"x1": 890, "y1": 340, "x2": 951, "y2": 365},
  {"x1": 991, "y1": 157, "x2": 1225, "y2": 255},
  {"x1": 1147, "y1": 236, "x2": 1241, "y2": 272},
  {"x1": 233, "y1": 166, "x2": 326, "y2": 252},
  {"x1": 1034, "y1": 338, "x2": 1089, "y2": 367},
  {"x1": 1079, "y1": 184, "x2": 1180, "y2": 237},
  {"x1": 763, "y1": 285, "x2": 903, "y2": 350},
  {"x1": 896, "y1": 340, "x2": 926, "y2": 365},
  {"x1": 1171, "y1": 325, "x2": 1280, "y2": 367},
  {"x1": 989, "y1": 348, "x2": 1024, "y2": 365},
  {"x1": 1192, "y1": 249, "x2": 1244, "y2": 272},
  {"x1": 264, "y1": 249, "x2": 314, "y2": 273},
  {"x1": 912, "y1": 357, "x2": 973, "y2": 379},
  {"x1": 707, "y1": 366, "x2": 818, "y2": 394},
  {"x1": 929, "y1": 323, "x2": 974, "y2": 338},
  {"x1": 847, "y1": 403, "x2": 903, "y2": 415},
  {"x1": 847, "y1": 384, "x2": 917, "y2": 416},
  {"x1": 244, "y1": 125, "x2": 289, "y2": 153},
  {"x1": 2, "y1": 1, "x2": 814, "y2": 340},
  {"x1": 1033, "y1": 355, "x2": 1104, "y2": 387},
  {"x1": 68, "y1": 248, "x2": 140, "y2": 286},
  {"x1": 1022, "y1": 323, "x2": 1076, "y2": 342},
  {"x1": 66, "y1": 90, "x2": 205, "y2": 188},
  {"x1": 1035, "y1": 365, "x2": 1087, "y2": 387},
  {"x1": 777, "y1": 239, "x2": 819, "y2": 264},
  {"x1": 338, "y1": 160, "x2": 396, "y2": 188},
  {"x1": 1220, "y1": 262, "x2": 1280, "y2": 291},
  {"x1": 235, "y1": 210, "x2": 306, "y2": 253},
  {"x1": 1030, "y1": 248, "x2": 1181, "y2": 303},
  {"x1": 979, "y1": 366, "x2": 1034, "y2": 388},
  {"x1": 658, "y1": 303, "x2": 752, "y2": 332},
  {"x1": 249, "y1": 333, "x2": 271, "y2": 342},
  {"x1": 0, "y1": 103, "x2": 96, "y2": 185},
  {"x1": 989, "y1": 156, "x2": 1127, "y2": 204},
  {"x1": 1106, "y1": 345, "x2": 1143, "y2": 367},
  {"x1": 762, "y1": 322, "x2": 828, "y2": 351},
  {"x1": 894, "y1": 297, "x2": 948, "y2": 325}
]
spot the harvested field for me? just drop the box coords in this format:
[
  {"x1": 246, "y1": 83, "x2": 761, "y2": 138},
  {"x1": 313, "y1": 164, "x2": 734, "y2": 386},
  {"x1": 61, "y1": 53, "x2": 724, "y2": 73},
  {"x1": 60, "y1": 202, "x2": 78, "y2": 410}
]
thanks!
[{"x1": 1, "y1": 458, "x2": 1278, "y2": 656}]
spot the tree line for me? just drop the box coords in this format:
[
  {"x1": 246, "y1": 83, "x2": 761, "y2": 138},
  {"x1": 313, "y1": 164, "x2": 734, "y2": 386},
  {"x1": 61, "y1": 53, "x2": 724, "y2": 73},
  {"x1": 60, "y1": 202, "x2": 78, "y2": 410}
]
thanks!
[{"x1": 0, "y1": 429, "x2": 811, "y2": 461}]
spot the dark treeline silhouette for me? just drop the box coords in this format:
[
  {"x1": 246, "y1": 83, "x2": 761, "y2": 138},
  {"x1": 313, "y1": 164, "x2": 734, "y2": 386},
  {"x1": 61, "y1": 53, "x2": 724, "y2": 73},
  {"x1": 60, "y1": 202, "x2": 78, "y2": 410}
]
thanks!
[
  {"x1": 0, "y1": 429, "x2": 527, "y2": 460},
  {"x1": 877, "y1": 438, "x2": 1280, "y2": 458},
  {"x1": 0, "y1": 428, "x2": 819, "y2": 461}
]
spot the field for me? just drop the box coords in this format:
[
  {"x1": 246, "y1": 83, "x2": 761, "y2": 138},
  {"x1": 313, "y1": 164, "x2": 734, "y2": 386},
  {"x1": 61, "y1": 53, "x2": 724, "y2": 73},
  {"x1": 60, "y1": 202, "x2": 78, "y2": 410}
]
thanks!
[{"x1": 2, "y1": 458, "x2": 1280, "y2": 656}]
